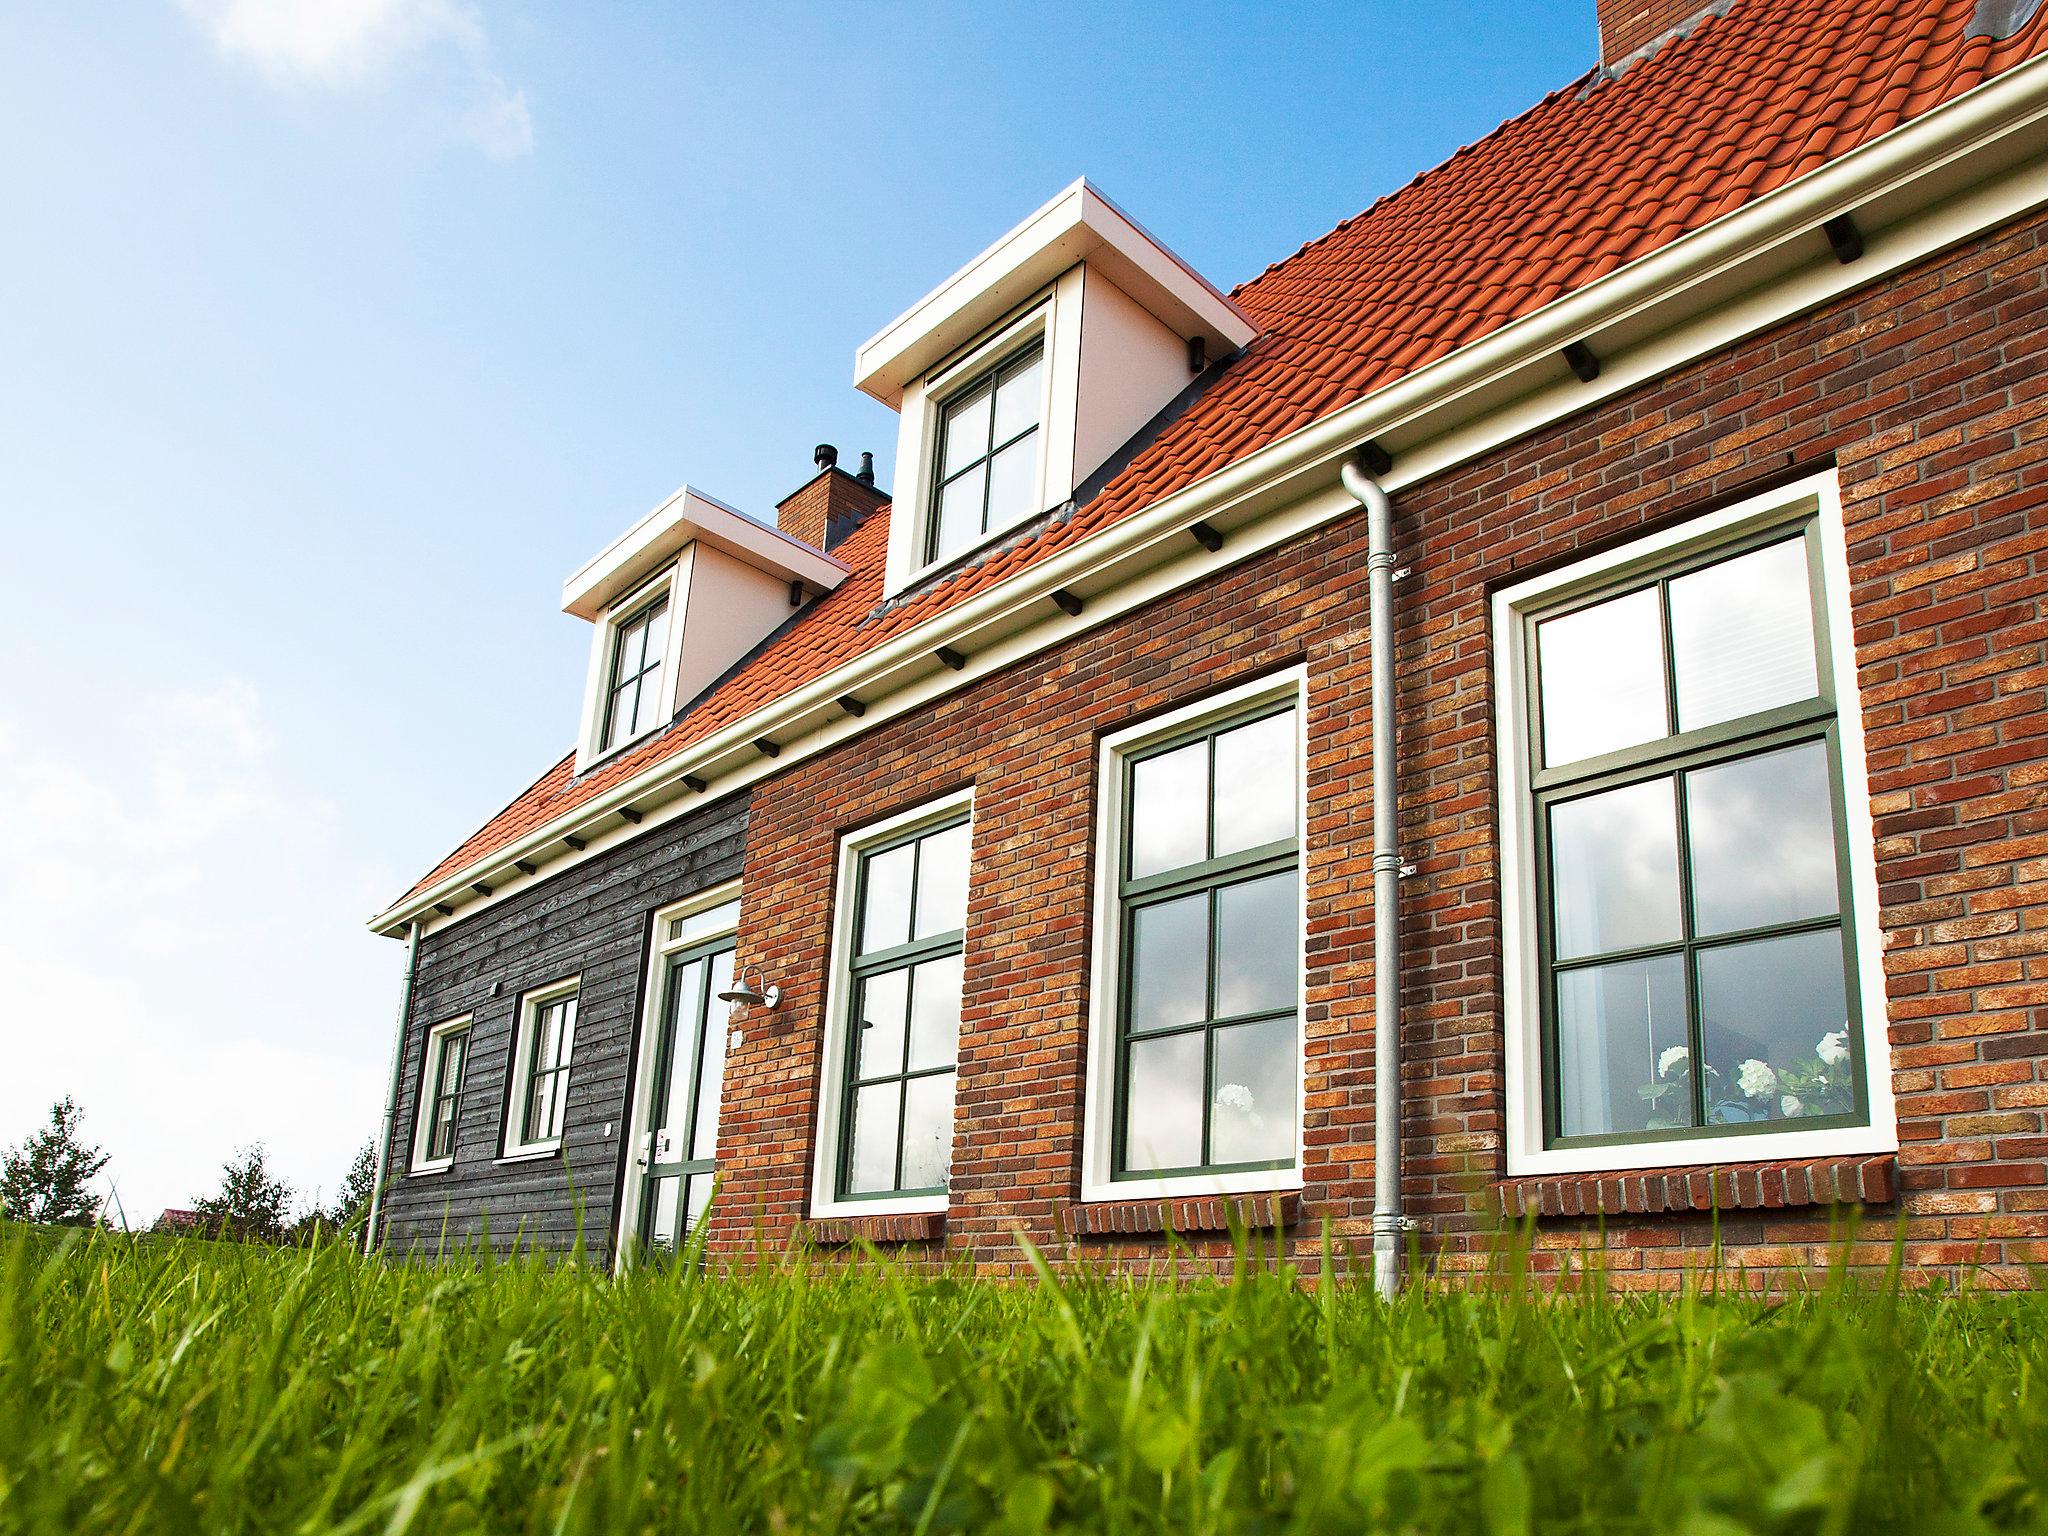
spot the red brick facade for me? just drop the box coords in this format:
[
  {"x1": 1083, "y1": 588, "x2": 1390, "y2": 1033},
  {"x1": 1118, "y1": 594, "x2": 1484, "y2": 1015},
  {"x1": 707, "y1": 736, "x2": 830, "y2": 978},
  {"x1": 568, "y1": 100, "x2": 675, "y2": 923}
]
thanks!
[
  {"x1": 704, "y1": 208, "x2": 2048, "y2": 1286},
  {"x1": 1599, "y1": 0, "x2": 1716, "y2": 63}
]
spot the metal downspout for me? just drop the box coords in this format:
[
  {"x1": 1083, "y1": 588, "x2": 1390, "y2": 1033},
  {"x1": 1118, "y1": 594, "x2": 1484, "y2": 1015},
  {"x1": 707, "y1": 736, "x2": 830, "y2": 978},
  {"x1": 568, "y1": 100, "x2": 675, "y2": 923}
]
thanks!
[
  {"x1": 1340, "y1": 454, "x2": 1405, "y2": 1298},
  {"x1": 364, "y1": 918, "x2": 423, "y2": 1255}
]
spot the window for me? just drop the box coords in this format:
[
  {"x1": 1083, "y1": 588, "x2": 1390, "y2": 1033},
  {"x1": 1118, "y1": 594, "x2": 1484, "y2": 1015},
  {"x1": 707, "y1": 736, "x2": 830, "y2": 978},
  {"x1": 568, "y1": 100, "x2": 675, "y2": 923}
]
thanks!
[
  {"x1": 812, "y1": 795, "x2": 971, "y2": 1215},
  {"x1": 600, "y1": 592, "x2": 670, "y2": 754},
  {"x1": 505, "y1": 980, "x2": 579, "y2": 1156},
  {"x1": 926, "y1": 343, "x2": 1045, "y2": 566},
  {"x1": 411, "y1": 1017, "x2": 471, "y2": 1173},
  {"x1": 1083, "y1": 671, "x2": 1305, "y2": 1200},
  {"x1": 1495, "y1": 475, "x2": 1896, "y2": 1175}
]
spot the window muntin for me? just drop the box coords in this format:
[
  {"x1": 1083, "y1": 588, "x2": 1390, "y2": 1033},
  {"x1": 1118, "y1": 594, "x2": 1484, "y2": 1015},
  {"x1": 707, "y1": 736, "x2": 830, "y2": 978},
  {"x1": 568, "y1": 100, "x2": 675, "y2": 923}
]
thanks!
[
  {"x1": 1113, "y1": 701, "x2": 1300, "y2": 1180},
  {"x1": 836, "y1": 815, "x2": 969, "y2": 1201},
  {"x1": 926, "y1": 344, "x2": 1044, "y2": 566},
  {"x1": 600, "y1": 594, "x2": 670, "y2": 754},
  {"x1": 507, "y1": 986, "x2": 578, "y2": 1153},
  {"x1": 423, "y1": 1025, "x2": 469, "y2": 1163},
  {"x1": 1529, "y1": 522, "x2": 1866, "y2": 1148}
]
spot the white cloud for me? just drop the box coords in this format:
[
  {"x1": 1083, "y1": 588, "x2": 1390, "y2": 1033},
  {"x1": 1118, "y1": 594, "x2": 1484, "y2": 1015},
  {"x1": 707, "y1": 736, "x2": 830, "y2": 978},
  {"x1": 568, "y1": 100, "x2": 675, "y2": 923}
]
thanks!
[
  {"x1": 0, "y1": 683, "x2": 398, "y2": 1226},
  {"x1": 176, "y1": 0, "x2": 533, "y2": 158}
]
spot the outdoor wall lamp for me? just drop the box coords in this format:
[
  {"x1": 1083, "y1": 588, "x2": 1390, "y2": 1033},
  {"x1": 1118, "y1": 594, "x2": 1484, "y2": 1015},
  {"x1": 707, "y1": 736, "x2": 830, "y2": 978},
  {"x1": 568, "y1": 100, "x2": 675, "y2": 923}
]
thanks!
[{"x1": 716, "y1": 965, "x2": 780, "y2": 1013}]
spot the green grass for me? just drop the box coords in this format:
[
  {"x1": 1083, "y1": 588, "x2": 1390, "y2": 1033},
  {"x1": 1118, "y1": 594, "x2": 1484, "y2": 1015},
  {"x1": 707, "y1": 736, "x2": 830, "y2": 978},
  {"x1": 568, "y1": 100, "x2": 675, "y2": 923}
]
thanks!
[{"x1": 4, "y1": 1222, "x2": 2047, "y2": 1535}]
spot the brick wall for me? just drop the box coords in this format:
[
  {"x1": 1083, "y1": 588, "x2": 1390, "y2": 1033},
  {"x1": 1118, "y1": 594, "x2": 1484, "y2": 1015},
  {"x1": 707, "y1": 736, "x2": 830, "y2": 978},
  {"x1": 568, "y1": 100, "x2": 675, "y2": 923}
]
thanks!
[
  {"x1": 709, "y1": 208, "x2": 2048, "y2": 1286},
  {"x1": 1598, "y1": 0, "x2": 1715, "y2": 63},
  {"x1": 776, "y1": 465, "x2": 888, "y2": 553}
]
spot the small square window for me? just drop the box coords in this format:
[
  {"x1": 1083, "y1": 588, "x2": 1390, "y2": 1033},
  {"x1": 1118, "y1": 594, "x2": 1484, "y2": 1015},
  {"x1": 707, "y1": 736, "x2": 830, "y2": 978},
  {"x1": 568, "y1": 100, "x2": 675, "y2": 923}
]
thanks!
[
  {"x1": 505, "y1": 982, "x2": 579, "y2": 1157},
  {"x1": 410, "y1": 1017, "x2": 471, "y2": 1173},
  {"x1": 925, "y1": 344, "x2": 1045, "y2": 566}
]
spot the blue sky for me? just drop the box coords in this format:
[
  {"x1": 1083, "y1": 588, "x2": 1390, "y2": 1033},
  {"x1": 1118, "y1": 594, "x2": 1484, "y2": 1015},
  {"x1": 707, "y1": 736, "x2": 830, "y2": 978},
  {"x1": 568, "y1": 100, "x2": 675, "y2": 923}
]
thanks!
[{"x1": 0, "y1": 1, "x2": 1591, "y2": 1223}]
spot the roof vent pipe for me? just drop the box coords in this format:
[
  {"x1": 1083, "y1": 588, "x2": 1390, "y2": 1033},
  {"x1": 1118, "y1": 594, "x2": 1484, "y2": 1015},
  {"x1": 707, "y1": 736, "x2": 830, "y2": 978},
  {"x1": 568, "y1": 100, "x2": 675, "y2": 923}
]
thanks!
[
  {"x1": 814, "y1": 443, "x2": 839, "y2": 471},
  {"x1": 1340, "y1": 451, "x2": 1406, "y2": 1299},
  {"x1": 857, "y1": 451, "x2": 875, "y2": 487}
]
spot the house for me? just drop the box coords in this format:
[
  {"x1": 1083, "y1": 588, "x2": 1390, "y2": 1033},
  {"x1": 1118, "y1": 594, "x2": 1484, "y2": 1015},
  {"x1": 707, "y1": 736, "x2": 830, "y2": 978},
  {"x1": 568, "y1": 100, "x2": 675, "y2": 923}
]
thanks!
[{"x1": 366, "y1": 0, "x2": 2048, "y2": 1287}]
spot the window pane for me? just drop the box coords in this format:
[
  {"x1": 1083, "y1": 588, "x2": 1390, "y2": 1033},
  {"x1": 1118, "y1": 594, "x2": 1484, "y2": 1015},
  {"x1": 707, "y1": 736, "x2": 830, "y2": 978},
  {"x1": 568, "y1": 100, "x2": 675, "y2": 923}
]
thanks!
[
  {"x1": 941, "y1": 385, "x2": 993, "y2": 476},
  {"x1": 913, "y1": 822, "x2": 970, "y2": 939},
  {"x1": 657, "y1": 960, "x2": 706, "y2": 1138},
  {"x1": 671, "y1": 898, "x2": 742, "y2": 945},
  {"x1": 855, "y1": 967, "x2": 909, "y2": 1080},
  {"x1": 1670, "y1": 537, "x2": 1818, "y2": 733},
  {"x1": 860, "y1": 842, "x2": 915, "y2": 954},
  {"x1": 604, "y1": 680, "x2": 637, "y2": 751},
  {"x1": 640, "y1": 601, "x2": 669, "y2": 674},
  {"x1": 690, "y1": 951, "x2": 733, "y2": 1161},
  {"x1": 1537, "y1": 587, "x2": 1667, "y2": 766},
  {"x1": 615, "y1": 610, "x2": 649, "y2": 675},
  {"x1": 1699, "y1": 928, "x2": 1853, "y2": 1125},
  {"x1": 1129, "y1": 893, "x2": 1208, "y2": 1035},
  {"x1": 683, "y1": 1173, "x2": 713, "y2": 1233},
  {"x1": 1548, "y1": 778, "x2": 1684, "y2": 961},
  {"x1": 984, "y1": 435, "x2": 1038, "y2": 534},
  {"x1": 1556, "y1": 953, "x2": 1690, "y2": 1137},
  {"x1": 933, "y1": 464, "x2": 986, "y2": 561},
  {"x1": 847, "y1": 1083, "x2": 901, "y2": 1194},
  {"x1": 1210, "y1": 1017, "x2": 1296, "y2": 1165},
  {"x1": 899, "y1": 1073, "x2": 955, "y2": 1190},
  {"x1": 1688, "y1": 740, "x2": 1840, "y2": 937},
  {"x1": 1124, "y1": 1031, "x2": 1204, "y2": 1173},
  {"x1": 1212, "y1": 710, "x2": 1296, "y2": 858},
  {"x1": 1129, "y1": 741, "x2": 1208, "y2": 878},
  {"x1": 648, "y1": 1175, "x2": 680, "y2": 1249},
  {"x1": 907, "y1": 953, "x2": 963, "y2": 1073},
  {"x1": 631, "y1": 658, "x2": 666, "y2": 736},
  {"x1": 992, "y1": 350, "x2": 1043, "y2": 443},
  {"x1": 1215, "y1": 872, "x2": 1296, "y2": 1018}
]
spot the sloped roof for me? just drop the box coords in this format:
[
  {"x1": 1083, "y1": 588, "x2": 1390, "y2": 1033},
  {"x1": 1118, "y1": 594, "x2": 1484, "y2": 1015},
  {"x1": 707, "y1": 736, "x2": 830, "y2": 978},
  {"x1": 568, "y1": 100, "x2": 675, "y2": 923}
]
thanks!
[{"x1": 398, "y1": 0, "x2": 2048, "y2": 905}]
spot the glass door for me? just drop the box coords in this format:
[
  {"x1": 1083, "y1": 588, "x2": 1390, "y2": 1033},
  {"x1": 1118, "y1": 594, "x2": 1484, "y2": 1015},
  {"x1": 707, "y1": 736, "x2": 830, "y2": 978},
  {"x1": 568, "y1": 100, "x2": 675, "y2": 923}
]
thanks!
[{"x1": 639, "y1": 940, "x2": 736, "y2": 1253}]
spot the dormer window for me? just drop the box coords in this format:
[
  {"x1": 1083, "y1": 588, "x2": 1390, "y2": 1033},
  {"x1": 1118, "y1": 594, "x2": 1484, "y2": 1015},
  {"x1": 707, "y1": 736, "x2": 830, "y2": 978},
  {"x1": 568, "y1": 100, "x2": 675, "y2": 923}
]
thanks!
[
  {"x1": 600, "y1": 588, "x2": 671, "y2": 754},
  {"x1": 930, "y1": 343, "x2": 1045, "y2": 565},
  {"x1": 855, "y1": 179, "x2": 1256, "y2": 599}
]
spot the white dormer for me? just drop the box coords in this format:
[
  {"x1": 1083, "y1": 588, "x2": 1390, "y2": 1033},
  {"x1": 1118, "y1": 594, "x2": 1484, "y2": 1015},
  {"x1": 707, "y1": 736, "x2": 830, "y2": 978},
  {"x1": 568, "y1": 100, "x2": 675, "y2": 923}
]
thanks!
[
  {"x1": 564, "y1": 485, "x2": 848, "y2": 772},
  {"x1": 856, "y1": 179, "x2": 1256, "y2": 597}
]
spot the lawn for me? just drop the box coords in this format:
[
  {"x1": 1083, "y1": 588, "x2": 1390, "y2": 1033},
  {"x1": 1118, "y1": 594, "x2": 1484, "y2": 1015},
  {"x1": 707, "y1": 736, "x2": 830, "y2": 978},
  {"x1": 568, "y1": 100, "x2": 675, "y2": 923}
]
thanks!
[{"x1": 3, "y1": 1222, "x2": 2046, "y2": 1535}]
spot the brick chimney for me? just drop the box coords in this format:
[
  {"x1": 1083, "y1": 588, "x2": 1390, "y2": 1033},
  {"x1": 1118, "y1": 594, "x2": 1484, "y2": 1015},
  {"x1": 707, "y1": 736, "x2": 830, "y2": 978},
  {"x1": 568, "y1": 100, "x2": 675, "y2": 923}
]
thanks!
[
  {"x1": 776, "y1": 444, "x2": 888, "y2": 553},
  {"x1": 1598, "y1": 0, "x2": 1712, "y2": 65}
]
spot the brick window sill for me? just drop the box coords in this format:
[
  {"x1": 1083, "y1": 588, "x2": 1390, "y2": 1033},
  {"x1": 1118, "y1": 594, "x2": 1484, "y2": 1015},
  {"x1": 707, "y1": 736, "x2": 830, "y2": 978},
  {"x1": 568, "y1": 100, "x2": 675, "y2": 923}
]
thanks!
[
  {"x1": 1497, "y1": 1155, "x2": 1897, "y2": 1220},
  {"x1": 800, "y1": 1212, "x2": 946, "y2": 1245},
  {"x1": 1063, "y1": 1192, "x2": 1300, "y2": 1239}
]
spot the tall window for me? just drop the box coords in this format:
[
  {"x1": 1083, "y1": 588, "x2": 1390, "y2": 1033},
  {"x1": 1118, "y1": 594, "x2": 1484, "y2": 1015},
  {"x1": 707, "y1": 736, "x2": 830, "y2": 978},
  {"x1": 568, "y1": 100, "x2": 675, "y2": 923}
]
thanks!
[
  {"x1": 506, "y1": 982, "x2": 578, "y2": 1155},
  {"x1": 601, "y1": 593, "x2": 669, "y2": 753},
  {"x1": 927, "y1": 344, "x2": 1044, "y2": 566},
  {"x1": 412, "y1": 1018, "x2": 470, "y2": 1172},
  {"x1": 1109, "y1": 696, "x2": 1300, "y2": 1182},
  {"x1": 833, "y1": 810, "x2": 970, "y2": 1202},
  {"x1": 1522, "y1": 518, "x2": 1867, "y2": 1149}
]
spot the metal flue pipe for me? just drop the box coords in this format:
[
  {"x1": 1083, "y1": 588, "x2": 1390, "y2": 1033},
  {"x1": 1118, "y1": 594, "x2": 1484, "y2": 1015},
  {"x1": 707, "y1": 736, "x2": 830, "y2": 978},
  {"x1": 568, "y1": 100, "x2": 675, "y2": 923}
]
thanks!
[{"x1": 1339, "y1": 453, "x2": 1405, "y2": 1298}]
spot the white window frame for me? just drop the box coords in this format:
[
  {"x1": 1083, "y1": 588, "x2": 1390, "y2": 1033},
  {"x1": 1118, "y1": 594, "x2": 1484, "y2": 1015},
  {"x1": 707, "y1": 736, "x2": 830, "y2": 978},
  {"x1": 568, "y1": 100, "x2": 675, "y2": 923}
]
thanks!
[
  {"x1": 1493, "y1": 469, "x2": 1898, "y2": 1177},
  {"x1": 613, "y1": 880, "x2": 743, "y2": 1268},
  {"x1": 501, "y1": 976, "x2": 581, "y2": 1160},
  {"x1": 409, "y1": 1014, "x2": 472, "y2": 1176},
  {"x1": 574, "y1": 565, "x2": 688, "y2": 771},
  {"x1": 884, "y1": 277, "x2": 1078, "y2": 593},
  {"x1": 1080, "y1": 666, "x2": 1310, "y2": 1204},
  {"x1": 809, "y1": 788, "x2": 976, "y2": 1220}
]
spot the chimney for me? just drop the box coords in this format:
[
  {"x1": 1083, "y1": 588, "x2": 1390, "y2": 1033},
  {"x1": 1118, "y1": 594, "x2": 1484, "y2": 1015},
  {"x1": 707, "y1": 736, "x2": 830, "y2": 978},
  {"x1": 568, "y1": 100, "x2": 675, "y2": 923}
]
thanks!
[
  {"x1": 1597, "y1": 0, "x2": 1712, "y2": 67},
  {"x1": 776, "y1": 443, "x2": 889, "y2": 553}
]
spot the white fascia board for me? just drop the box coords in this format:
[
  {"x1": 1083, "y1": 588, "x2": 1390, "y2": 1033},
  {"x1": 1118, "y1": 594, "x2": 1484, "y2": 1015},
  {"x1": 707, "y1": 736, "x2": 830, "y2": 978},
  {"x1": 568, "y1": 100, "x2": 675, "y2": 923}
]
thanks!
[
  {"x1": 371, "y1": 55, "x2": 2048, "y2": 939},
  {"x1": 853, "y1": 178, "x2": 1257, "y2": 408},
  {"x1": 562, "y1": 485, "x2": 848, "y2": 621}
]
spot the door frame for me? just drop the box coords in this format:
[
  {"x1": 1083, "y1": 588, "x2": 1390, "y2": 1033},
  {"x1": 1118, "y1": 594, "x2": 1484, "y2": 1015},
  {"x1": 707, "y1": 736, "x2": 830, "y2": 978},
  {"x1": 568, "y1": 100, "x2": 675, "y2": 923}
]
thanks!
[{"x1": 613, "y1": 880, "x2": 742, "y2": 1269}]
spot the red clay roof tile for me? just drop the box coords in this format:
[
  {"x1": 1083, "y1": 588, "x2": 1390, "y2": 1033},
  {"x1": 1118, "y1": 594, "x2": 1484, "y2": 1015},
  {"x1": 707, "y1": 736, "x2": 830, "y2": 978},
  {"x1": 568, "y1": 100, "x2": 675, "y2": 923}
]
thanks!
[{"x1": 395, "y1": 0, "x2": 2048, "y2": 907}]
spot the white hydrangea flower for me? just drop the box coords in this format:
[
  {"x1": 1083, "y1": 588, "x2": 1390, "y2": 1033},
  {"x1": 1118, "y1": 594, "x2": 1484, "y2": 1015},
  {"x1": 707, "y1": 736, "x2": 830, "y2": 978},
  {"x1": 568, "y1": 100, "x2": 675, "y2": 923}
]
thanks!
[
  {"x1": 1215, "y1": 1083, "x2": 1255, "y2": 1112},
  {"x1": 1780, "y1": 1094, "x2": 1803, "y2": 1116},
  {"x1": 1738, "y1": 1058, "x2": 1778, "y2": 1099},
  {"x1": 1657, "y1": 1046, "x2": 1690, "y2": 1079},
  {"x1": 1816, "y1": 1029, "x2": 1850, "y2": 1067}
]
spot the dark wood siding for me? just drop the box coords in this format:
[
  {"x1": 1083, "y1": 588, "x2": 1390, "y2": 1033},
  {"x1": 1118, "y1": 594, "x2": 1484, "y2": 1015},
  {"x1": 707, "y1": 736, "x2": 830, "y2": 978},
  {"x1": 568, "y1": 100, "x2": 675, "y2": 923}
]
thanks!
[{"x1": 376, "y1": 791, "x2": 747, "y2": 1262}]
